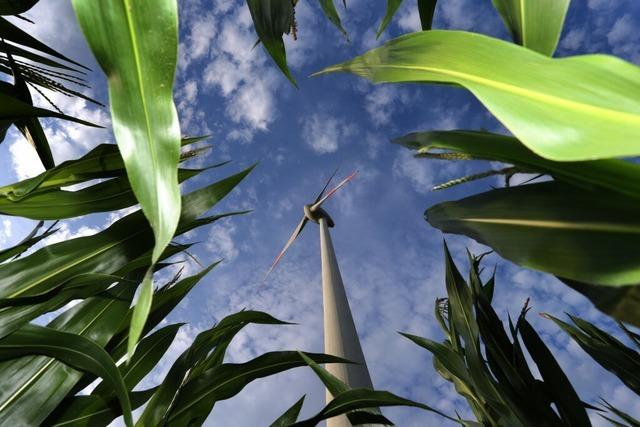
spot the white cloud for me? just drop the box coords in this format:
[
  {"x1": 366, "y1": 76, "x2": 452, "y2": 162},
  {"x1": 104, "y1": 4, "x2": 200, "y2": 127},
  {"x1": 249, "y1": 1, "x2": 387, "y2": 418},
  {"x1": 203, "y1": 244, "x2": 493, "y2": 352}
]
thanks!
[
  {"x1": 206, "y1": 221, "x2": 239, "y2": 261},
  {"x1": 365, "y1": 85, "x2": 411, "y2": 126},
  {"x1": 0, "y1": 219, "x2": 13, "y2": 246},
  {"x1": 392, "y1": 150, "x2": 435, "y2": 194},
  {"x1": 301, "y1": 113, "x2": 357, "y2": 154}
]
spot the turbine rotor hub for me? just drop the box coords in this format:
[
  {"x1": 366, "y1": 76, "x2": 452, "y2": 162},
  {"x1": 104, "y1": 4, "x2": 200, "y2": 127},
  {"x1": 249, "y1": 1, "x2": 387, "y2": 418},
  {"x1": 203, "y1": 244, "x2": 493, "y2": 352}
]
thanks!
[{"x1": 304, "y1": 204, "x2": 334, "y2": 227}]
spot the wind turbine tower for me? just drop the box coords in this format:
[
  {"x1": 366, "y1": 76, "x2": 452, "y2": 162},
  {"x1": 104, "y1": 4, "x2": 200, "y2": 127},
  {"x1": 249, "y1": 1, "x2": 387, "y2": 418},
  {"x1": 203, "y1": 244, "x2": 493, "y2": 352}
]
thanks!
[{"x1": 266, "y1": 171, "x2": 376, "y2": 427}]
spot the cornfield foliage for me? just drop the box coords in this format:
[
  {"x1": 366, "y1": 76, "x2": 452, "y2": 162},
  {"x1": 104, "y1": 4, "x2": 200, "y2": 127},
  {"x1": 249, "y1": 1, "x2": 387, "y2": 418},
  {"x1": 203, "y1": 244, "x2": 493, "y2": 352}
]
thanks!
[{"x1": 0, "y1": 0, "x2": 638, "y2": 426}]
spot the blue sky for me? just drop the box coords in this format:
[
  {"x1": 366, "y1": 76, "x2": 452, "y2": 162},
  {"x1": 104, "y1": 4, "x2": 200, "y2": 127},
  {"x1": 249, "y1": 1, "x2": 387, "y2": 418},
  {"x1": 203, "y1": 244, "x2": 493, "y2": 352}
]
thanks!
[{"x1": 2, "y1": 0, "x2": 640, "y2": 425}]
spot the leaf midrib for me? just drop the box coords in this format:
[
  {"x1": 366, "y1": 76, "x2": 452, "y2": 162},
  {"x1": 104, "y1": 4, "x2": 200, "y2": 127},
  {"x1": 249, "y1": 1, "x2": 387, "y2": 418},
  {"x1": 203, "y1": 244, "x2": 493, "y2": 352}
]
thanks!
[
  {"x1": 462, "y1": 218, "x2": 640, "y2": 233},
  {"x1": 122, "y1": 0, "x2": 161, "y2": 236},
  {"x1": 341, "y1": 64, "x2": 640, "y2": 124}
]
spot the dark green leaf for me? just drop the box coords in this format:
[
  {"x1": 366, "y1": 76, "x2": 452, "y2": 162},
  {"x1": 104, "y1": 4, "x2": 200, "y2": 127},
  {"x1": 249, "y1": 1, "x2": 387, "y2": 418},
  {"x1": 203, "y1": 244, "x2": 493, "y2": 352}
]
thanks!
[
  {"x1": 0, "y1": 0, "x2": 39, "y2": 15},
  {"x1": 270, "y1": 396, "x2": 306, "y2": 427},
  {"x1": 0, "y1": 324, "x2": 133, "y2": 427},
  {"x1": 417, "y1": 0, "x2": 437, "y2": 30},
  {"x1": 166, "y1": 352, "x2": 350, "y2": 426},
  {"x1": 427, "y1": 182, "x2": 640, "y2": 286},
  {"x1": 519, "y1": 319, "x2": 590, "y2": 425},
  {"x1": 560, "y1": 278, "x2": 640, "y2": 327},
  {"x1": 291, "y1": 388, "x2": 448, "y2": 427},
  {"x1": 394, "y1": 130, "x2": 640, "y2": 200},
  {"x1": 246, "y1": 0, "x2": 296, "y2": 86},
  {"x1": 318, "y1": 0, "x2": 348, "y2": 38}
]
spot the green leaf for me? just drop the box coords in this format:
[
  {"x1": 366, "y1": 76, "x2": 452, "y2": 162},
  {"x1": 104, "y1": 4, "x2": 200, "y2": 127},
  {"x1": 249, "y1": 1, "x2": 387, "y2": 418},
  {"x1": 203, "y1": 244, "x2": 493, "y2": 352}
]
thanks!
[
  {"x1": 559, "y1": 278, "x2": 640, "y2": 327},
  {"x1": 246, "y1": 0, "x2": 296, "y2": 86},
  {"x1": 318, "y1": 0, "x2": 348, "y2": 38},
  {"x1": 0, "y1": 167, "x2": 252, "y2": 341},
  {"x1": 0, "y1": 221, "x2": 58, "y2": 262},
  {"x1": 137, "y1": 310, "x2": 290, "y2": 426},
  {"x1": 519, "y1": 319, "x2": 590, "y2": 425},
  {"x1": 47, "y1": 389, "x2": 156, "y2": 427},
  {"x1": 0, "y1": 17, "x2": 88, "y2": 69},
  {"x1": 291, "y1": 388, "x2": 447, "y2": 427},
  {"x1": 0, "y1": 90, "x2": 99, "y2": 127},
  {"x1": 491, "y1": 0, "x2": 570, "y2": 56},
  {"x1": 72, "y1": 0, "x2": 182, "y2": 358},
  {"x1": 297, "y1": 351, "x2": 395, "y2": 426},
  {"x1": 417, "y1": 0, "x2": 437, "y2": 30},
  {"x1": 377, "y1": 0, "x2": 403, "y2": 38},
  {"x1": 0, "y1": 136, "x2": 207, "y2": 201},
  {"x1": 0, "y1": 324, "x2": 133, "y2": 427},
  {"x1": 270, "y1": 395, "x2": 306, "y2": 427},
  {"x1": 544, "y1": 314, "x2": 640, "y2": 396},
  {"x1": 166, "y1": 352, "x2": 350, "y2": 426},
  {"x1": 94, "y1": 323, "x2": 182, "y2": 397},
  {"x1": 601, "y1": 400, "x2": 640, "y2": 427},
  {"x1": 426, "y1": 181, "x2": 640, "y2": 287},
  {"x1": 394, "y1": 130, "x2": 640, "y2": 200},
  {"x1": 0, "y1": 0, "x2": 39, "y2": 15},
  {"x1": 0, "y1": 169, "x2": 201, "y2": 220},
  {"x1": 317, "y1": 30, "x2": 640, "y2": 161}
]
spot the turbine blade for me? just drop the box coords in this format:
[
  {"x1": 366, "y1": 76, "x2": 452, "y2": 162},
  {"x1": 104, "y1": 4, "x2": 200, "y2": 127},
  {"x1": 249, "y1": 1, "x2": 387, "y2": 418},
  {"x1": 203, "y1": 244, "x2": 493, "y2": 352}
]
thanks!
[
  {"x1": 313, "y1": 168, "x2": 339, "y2": 204},
  {"x1": 311, "y1": 170, "x2": 358, "y2": 209},
  {"x1": 264, "y1": 216, "x2": 308, "y2": 280}
]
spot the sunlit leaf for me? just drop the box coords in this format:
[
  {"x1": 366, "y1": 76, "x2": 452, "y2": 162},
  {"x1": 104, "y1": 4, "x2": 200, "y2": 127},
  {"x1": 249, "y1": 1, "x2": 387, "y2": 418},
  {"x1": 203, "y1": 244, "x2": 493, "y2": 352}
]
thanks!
[
  {"x1": 491, "y1": 0, "x2": 570, "y2": 56},
  {"x1": 72, "y1": 0, "x2": 182, "y2": 358},
  {"x1": 318, "y1": 30, "x2": 640, "y2": 161}
]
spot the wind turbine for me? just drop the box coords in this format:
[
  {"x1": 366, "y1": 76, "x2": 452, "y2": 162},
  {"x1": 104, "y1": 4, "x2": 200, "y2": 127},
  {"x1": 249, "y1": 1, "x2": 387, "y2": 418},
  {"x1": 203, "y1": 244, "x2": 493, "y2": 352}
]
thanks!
[{"x1": 266, "y1": 171, "x2": 377, "y2": 427}]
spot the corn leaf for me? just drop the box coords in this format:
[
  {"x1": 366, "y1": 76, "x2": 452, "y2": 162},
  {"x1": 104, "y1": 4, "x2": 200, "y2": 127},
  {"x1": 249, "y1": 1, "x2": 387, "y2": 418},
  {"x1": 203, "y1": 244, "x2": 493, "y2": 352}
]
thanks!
[
  {"x1": 559, "y1": 278, "x2": 640, "y2": 327},
  {"x1": 545, "y1": 314, "x2": 640, "y2": 396},
  {"x1": 72, "y1": 0, "x2": 182, "y2": 358},
  {"x1": 394, "y1": 130, "x2": 640, "y2": 200},
  {"x1": 298, "y1": 351, "x2": 395, "y2": 426},
  {"x1": 246, "y1": 0, "x2": 296, "y2": 86},
  {"x1": 317, "y1": 30, "x2": 640, "y2": 161},
  {"x1": 427, "y1": 182, "x2": 640, "y2": 287},
  {"x1": 291, "y1": 388, "x2": 442, "y2": 427},
  {"x1": 0, "y1": 0, "x2": 39, "y2": 15},
  {"x1": 317, "y1": 0, "x2": 348, "y2": 38},
  {"x1": 0, "y1": 324, "x2": 133, "y2": 427},
  {"x1": 270, "y1": 395, "x2": 306, "y2": 427},
  {"x1": 491, "y1": 0, "x2": 570, "y2": 56},
  {"x1": 165, "y1": 352, "x2": 350, "y2": 426},
  {"x1": 137, "y1": 310, "x2": 291, "y2": 426},
  {"x1": 417, "y1": 0, "x2": 437, "y2": 30}
]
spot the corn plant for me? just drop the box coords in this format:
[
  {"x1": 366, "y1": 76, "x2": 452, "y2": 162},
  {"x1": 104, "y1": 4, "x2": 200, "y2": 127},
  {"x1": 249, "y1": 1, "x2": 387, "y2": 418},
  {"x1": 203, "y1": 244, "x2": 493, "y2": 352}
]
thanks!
[
  {"x1": 403, "y1": 245, "x2": 640, "y2": 426},
  {"x1": 310, "y1": 0, "x2": 640, "y2": 326},
  {"x1": 0, "y1": 1, "x2": 432, "y2": 425}
]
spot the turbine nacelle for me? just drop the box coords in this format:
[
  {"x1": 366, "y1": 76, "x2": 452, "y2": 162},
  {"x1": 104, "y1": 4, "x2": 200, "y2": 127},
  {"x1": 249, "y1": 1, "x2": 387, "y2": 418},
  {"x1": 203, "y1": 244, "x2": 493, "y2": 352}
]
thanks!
[{"x1": 303, "y1": 204, "x2": 334, "y2": 227}]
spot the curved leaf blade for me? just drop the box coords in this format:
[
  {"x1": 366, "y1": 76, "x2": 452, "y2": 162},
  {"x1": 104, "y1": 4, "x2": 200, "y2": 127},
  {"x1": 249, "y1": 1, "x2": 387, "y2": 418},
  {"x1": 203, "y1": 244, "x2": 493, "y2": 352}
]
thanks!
[
  {"x1": 72, "y1": 0, "x2": 182, "y2": 358},
  {"x1": 318, "y1": 30, "x2": 640, "y2": 161},
  {"x1": 426, "y1": 181, "x2": 640, "y2": 286},
  {"x1": 491, "y1": 0, "x2": 570, "y2": 56},
  {"x1": 246, "y1": 0, "x2": 296, "y2": 86},
  {"x1": 0, "y1": 324, "x2": 133, "y2": 427}
]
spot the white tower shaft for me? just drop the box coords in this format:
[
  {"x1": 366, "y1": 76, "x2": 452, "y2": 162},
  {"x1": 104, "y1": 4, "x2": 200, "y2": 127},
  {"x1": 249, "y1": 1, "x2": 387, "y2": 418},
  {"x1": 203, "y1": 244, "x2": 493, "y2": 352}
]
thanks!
[{"x1": 319, "y1": 217, "x2": 375, "y2": 427}]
